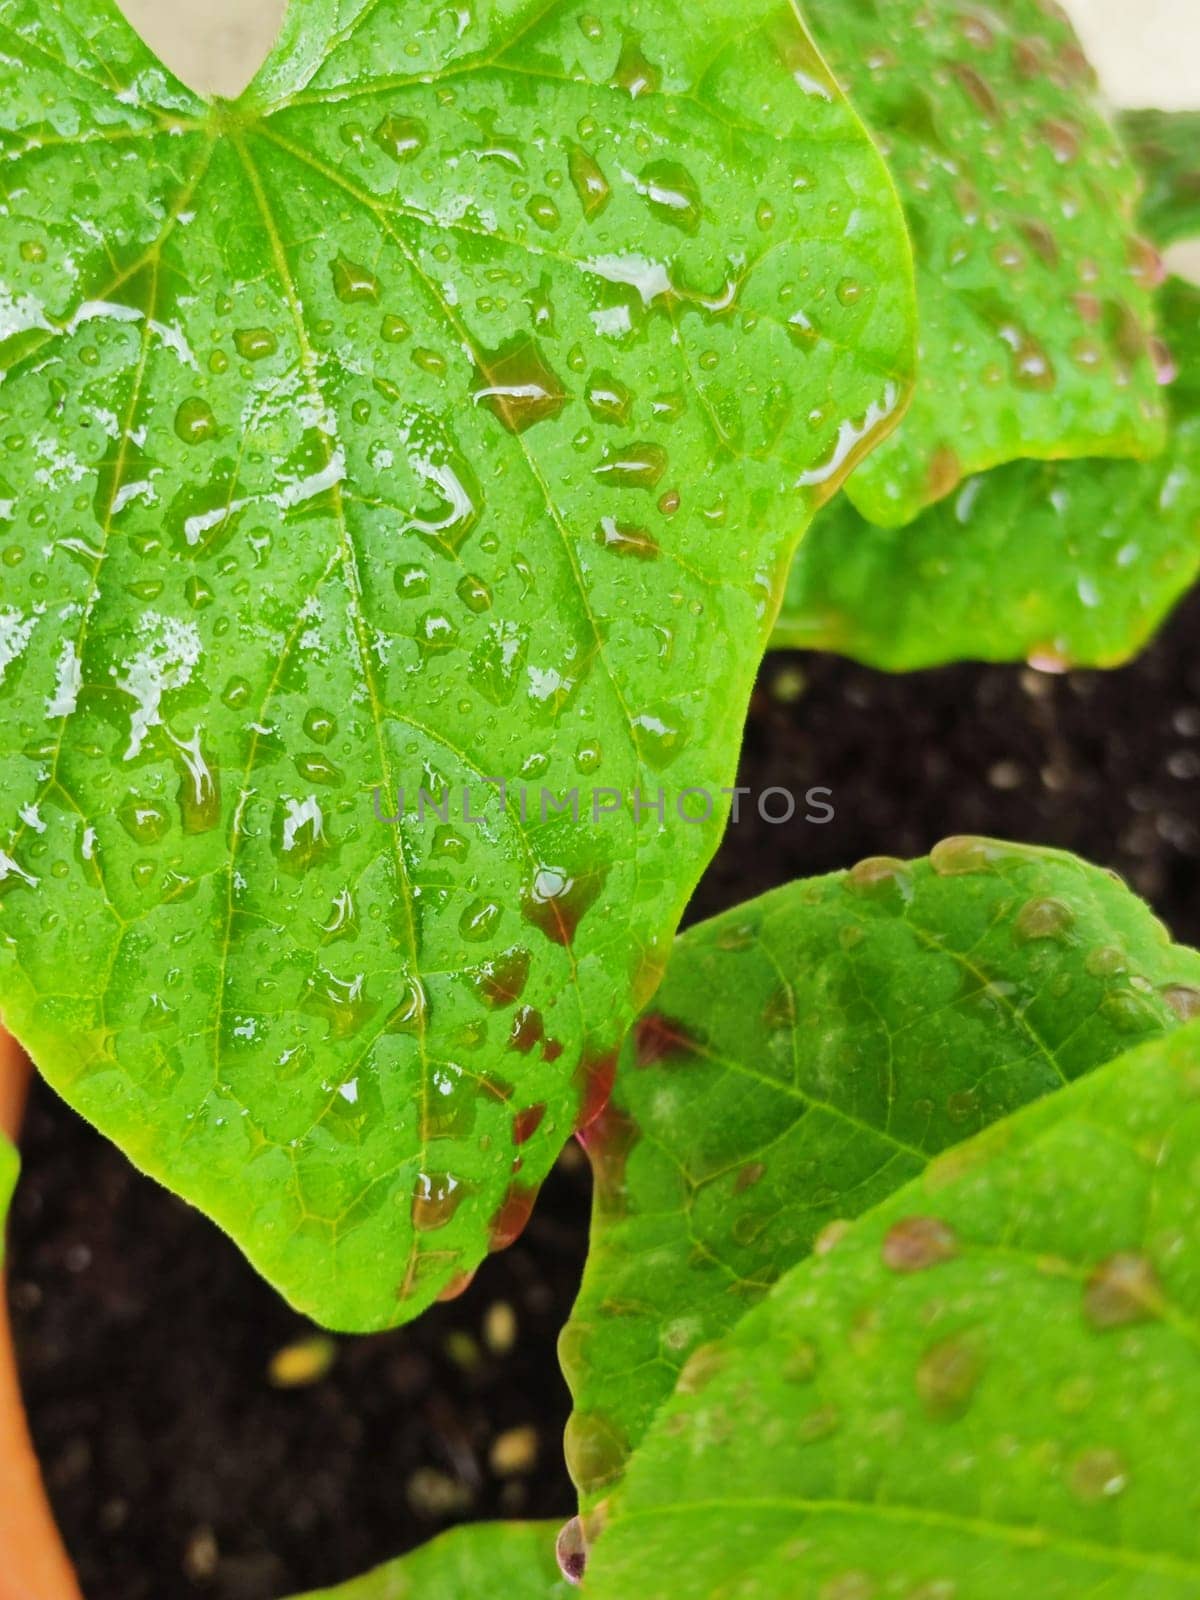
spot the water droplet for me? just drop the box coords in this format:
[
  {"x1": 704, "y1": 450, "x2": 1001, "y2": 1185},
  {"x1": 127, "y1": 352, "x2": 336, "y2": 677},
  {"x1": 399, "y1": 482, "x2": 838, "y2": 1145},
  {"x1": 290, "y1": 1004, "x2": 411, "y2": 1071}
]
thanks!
[
  {"x1": 302, "y1": 967, "x2": 374, "y2": 1039},
  {"x1": 294, "y1": 752, "x2": 344, "y2": 786},
  {"x1": 845, "y1": 856, "x2": 913, "y2": 907},
  {"x1": 595, "y1": 517, "x2": 659, "y2": 560},
  {"x1": 303, "y1": 708, "x2": 337, "y2": 745},
  {"x1": 952, "y1": 63, "x2": 1002, "y2": 121},
  {"x1": 470, "y1": 947, "x2": 531, "y2": 1008},
  {"x1": 384, "y1": 978, "x2": 427, "y2": 1035},
  {"x1": 612, "y1": 35, "x2": 661, "y2": 98},
  {"x1": 522, "y1": 863, "x2": 607, "y2": 946},
  {"x1": 563, "y1": 1410, "x2": 627, "y2": 1492},
  {"x1": 930, "y1": 836, "x2": 1010, "y2": 877},
  {"x1": 636, "y1": 160, "x2": 702, "y2": 234},
  {"x1": 1100, "y1": 988, "x2": 1162, "y2": 1034},
  {"x1": 882, "y1": 1216, "x2": 959, "y2": 1272},
  {"x1": 382, "y1": 313, "x2": 411, "y2": 343},
  {"x1": 1069, "y1": 1446, "x2": 1128, "y2": 1503},
  {"x1": 593, "y1": 442, "x2": 667, "y2": 490},
  {"x1": 456, "y1": 573, "x2": 492, "y2": 613},
  {"x1": 556, "y1": 1517, "x2": 587, "y2": 1586},
  {"x1": 508, "y1": 1005, "x2": 545, "y2": 1054},
  {"x1": 585, "y1": 372, "x2": 632, "y2": 425},
  {"x1": 568, "y1": 143, "x2": 612, "y2": 219},
  {"x1": 1015, "y1": 897, "x2": 1075, "y2": 942},
  {"x1": 118, "y1": 796, "x2": 170, "y2": 844},
  {"x1": 1162, "y1": 983, "x2": 1200, "y2": 1021},
  {"x1": 234, "y1": 328, "x2": 277, "y2": 361},
  {"x1": 631, "y1": 704, "x2": 689, "y2": 768},
  {"x1": 1084, "y1": 1253, "x2": 1163, "y2": 1329},
  {"x1": 332, "y1": 256, "x2": 380, "y2": 304},
  {"x1": 526, "y1": 194, "x2": 561, "y2": 231},
  {"x1": 1019, "y1": 217, "x2": 1060, "y2": 269},
  {"x1": 916, "y1": 1332, "x2": 985, "y2": 1421},
  {"x1": 473, "y1": 336, "x2": 567, "y2": 433},
  {"x1": 411, "y1": 1171, "x2": 469, "y2": 1231},
  {"x1": 172, "y1": 731, "x2": 220, "y2": 834},
  {"x1": 174, "y1": 398, "x2": 217, "y2": 445},
  {"x1": 458, "y1": 897, "x2": 502, "y2": 943},
  {"x1": 1041, "y1": 117, "x2": 1080, "y2": 163},
  {"x1": 1150, "y1": 337, "x2": 1178, "y2": 387},
  {"x1": 373, "y1": 113, "x2": 427, "y2": 162}
]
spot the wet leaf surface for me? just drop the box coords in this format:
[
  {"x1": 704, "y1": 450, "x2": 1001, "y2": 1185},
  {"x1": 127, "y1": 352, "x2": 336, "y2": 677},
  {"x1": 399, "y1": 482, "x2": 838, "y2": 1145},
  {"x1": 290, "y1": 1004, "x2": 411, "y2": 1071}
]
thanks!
[
  {"x1": 773, "y1": 277, "x2": 1200, "y2": 670},
  {"x1": 584, "y1": 1021, "x2": 1200, "y2": 1598},
  {"x1": 0, "y1": 0, "x2": 914, "y2": 1329},
  {"x1": 562, "y1": 843, "x2": 1200, "y2": 1507},
  {"x1": 804, "y1": 0, "x2": 1167, "y2": 527}
]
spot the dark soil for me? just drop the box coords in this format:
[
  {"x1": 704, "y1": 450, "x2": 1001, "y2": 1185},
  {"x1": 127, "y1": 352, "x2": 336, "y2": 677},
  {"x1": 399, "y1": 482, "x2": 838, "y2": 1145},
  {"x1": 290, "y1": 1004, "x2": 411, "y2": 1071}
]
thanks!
[{"x1": 10, "y1": 585, "x2": 1200, "y2": 1600}]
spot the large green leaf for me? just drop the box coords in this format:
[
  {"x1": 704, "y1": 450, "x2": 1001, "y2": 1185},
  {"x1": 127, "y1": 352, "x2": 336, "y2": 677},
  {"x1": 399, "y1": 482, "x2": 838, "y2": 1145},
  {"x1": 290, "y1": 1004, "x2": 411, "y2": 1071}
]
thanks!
[
  {"x1": 802, "y1": 0, "x2": 1166, "y2": 529},
  {"x1": 0, "y1": 1, "x2": 914, "y2": 1329},
  {"x1": 560, "y1": 841, "x2": 1200, "y2": 1508},
  {"x1": 771, "y1": 276, "x2": 1200, "y2": 669},
  {"x1": 583, "y1": 1020, "x2": 1200, "y2": 1599},
  {"x1": 1123, "y1": 110, "x2": 1200, "y2": 250},
  {"x1": 287, "y1": 1521, "x2": 567, "y2": 1599}
]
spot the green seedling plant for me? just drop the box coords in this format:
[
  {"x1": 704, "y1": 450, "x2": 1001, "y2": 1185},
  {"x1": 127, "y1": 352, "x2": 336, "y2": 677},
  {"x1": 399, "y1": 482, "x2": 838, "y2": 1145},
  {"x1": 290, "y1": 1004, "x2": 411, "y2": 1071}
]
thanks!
[{"x1": 0, "y1": 0, "x2": 1199, "y2": 1594}]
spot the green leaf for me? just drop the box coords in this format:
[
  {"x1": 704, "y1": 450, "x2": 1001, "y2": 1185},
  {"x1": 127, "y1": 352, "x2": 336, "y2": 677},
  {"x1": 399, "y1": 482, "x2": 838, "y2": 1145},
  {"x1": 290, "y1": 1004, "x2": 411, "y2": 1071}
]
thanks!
[
  {"x1": 802, "y1": 0, "x2": 1167, "y2": 529},
  {"x1": 0, "y1": 1132, "x2": 15, "y2": 1262},
  {"x1": 561, "y1": 841, "x2": 1200, "y2": 1505},
  {"x1": 771, "y1": 276, "x2": 1200, "y2": 669},
  {"x1": 0, "y1": 1, "x2": 915, "y2": 1330},
  {"x1": 583, "y1": 1020, "x2": 1200, "y2": 1600},
  {"x1": 286, "y1": 1521, "x2": 568, "y2": 1599},
  {"x1": 1122, "y1": 110, "x2": 1200, "y2": 249}
]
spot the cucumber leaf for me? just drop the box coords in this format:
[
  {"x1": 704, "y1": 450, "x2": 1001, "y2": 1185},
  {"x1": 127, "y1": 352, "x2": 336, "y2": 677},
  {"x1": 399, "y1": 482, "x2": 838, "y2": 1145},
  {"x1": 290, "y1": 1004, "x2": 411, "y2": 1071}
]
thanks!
[
  {"x1": 1123, "y1": 110, "x2": 1200, "y2": 250},
  {"x1": 561, "y1": 842, "x2": 1200, "y2": 1507},
  {"x1": 0, "y1": 0, "x2": 915, "y2": 1330},
  {"x1": 771, "y1": 276, "x2": 1200, "y2": 669},
  {"x1": 287, "y1": 1521, "x2": 567, "y2": 1599},
  {"x1": 803, "y1": 0, "x2": 1167, "y2": 528},
  {"x1": 583, "y1": 1021, "x2": 1200, "y2": 1599}
]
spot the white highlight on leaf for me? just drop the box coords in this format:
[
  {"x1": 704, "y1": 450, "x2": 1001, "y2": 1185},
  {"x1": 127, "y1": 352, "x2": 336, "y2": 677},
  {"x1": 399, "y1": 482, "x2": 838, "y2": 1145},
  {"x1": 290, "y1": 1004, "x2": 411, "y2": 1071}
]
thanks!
[
  {"x1": 114, "y1": 612, "x2": 203, "y2": 758},
  {"x1": 46, "y1": 639, "x2": 82, "y2": 718}
]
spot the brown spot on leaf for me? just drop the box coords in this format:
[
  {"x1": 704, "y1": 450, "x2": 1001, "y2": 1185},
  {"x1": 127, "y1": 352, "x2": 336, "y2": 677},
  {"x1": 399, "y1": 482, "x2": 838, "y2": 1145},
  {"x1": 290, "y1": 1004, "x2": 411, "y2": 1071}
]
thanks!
[{"x1": 882, "y1": 1215, "x2": 959, "y2": 1272}]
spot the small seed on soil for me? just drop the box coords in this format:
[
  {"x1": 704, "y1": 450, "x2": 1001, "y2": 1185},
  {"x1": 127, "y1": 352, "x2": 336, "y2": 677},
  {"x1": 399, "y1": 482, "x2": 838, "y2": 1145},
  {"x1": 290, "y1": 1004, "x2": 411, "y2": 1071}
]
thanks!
[
  {"x1": 183, "y1": 1527, "x2": 219, "y2": 1581},
  {"x1": 268, "y1": 1334, "x2": 337, "y2": 1389},
  {"x1": 484, "y1": 1299, "x2": 518, "y2": 1354},
  {"x1": 490, "y1": 1425, "x2": 539, "y2": 1477},
  {"x1": 406, "y1": 1467, "x2": 473, "y2": 1518}
]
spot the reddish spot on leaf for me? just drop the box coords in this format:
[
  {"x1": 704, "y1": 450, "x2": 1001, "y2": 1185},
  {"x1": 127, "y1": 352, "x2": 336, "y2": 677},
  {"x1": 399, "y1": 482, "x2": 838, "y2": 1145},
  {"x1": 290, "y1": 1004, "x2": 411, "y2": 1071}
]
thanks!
[
  {"x1": 512, "y1": 1103, "x2": 547, "y2": 1145},
  {"x1": 508, "y1": 1005, "x2": 545, "y2": 1054},
  {"x1": 635, "y1": 1012, "x2": 701, "y2": 1067},
  {"x1": 578, "y1": 1102, "x2": 639, "y2": 1217},
  {"x1": 882, "y1": 1215, "x2": 959, "y2": 1272},
  {"x1": 470, "y1": 946, "x2": 531, "y2": 1008},
  {"x1": 436, "y1": 1268, "x2": 477, "y2": 1303},
  {"x1": 489, "y1": 1182, "x2": 539, "y2": 1251},
  {"x1": 574, "y1": 1046, "x2": 618, "y2": 1131},
  {"x1": 522, "y1": 863, "x2": 608, "y2": 947}
]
